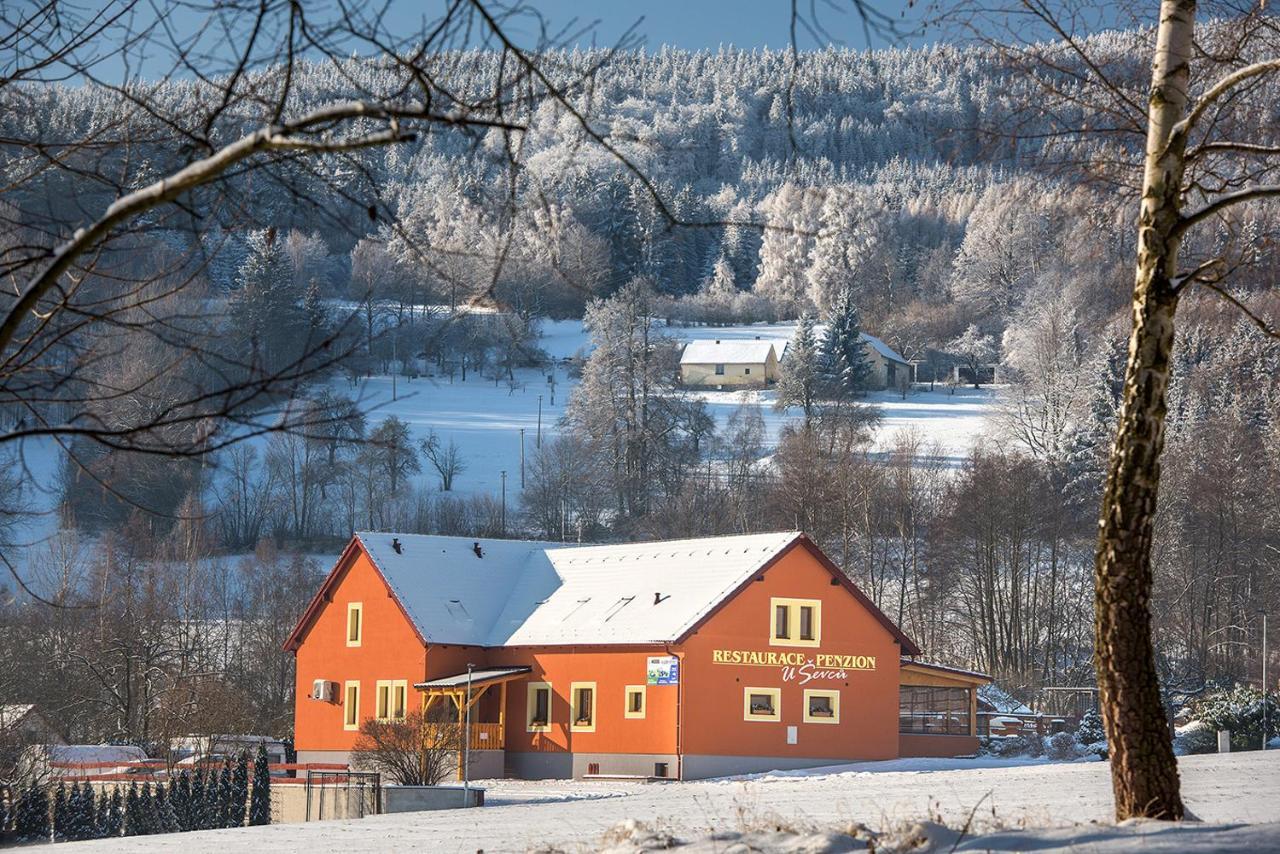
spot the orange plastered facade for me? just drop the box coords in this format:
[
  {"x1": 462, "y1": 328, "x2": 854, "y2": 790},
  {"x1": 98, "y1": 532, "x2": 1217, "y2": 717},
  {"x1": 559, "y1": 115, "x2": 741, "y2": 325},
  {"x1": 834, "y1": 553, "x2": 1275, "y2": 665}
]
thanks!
[{"x1": 289, "y1": 535, "x2": 948, "y2": 772}]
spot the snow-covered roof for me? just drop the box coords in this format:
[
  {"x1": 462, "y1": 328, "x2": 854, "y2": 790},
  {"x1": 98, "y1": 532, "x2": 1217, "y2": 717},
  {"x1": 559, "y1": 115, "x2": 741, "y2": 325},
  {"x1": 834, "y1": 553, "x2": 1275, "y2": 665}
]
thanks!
[
  {"x1": 679, "y1": 339, "x2": 778, "y2": 365},
  {"x1": 0, "y1": 704, "x2": 34, "y2": 727},
  {"x1": 860, "y1": 333, "x2": 908, "y2": 364},
  {"x1": 45, "y1": 745, "x2": 148, "y2": 764},
  {"x1": 352, "y1": 531, "x2": 803, "y2": 647}
]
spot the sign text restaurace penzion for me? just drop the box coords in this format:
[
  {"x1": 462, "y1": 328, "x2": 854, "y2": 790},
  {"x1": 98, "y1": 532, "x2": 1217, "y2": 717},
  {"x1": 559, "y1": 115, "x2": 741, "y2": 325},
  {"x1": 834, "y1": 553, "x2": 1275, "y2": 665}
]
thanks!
[{"x1": 711, "y1": 649, "x2": 877, "y2": 685}]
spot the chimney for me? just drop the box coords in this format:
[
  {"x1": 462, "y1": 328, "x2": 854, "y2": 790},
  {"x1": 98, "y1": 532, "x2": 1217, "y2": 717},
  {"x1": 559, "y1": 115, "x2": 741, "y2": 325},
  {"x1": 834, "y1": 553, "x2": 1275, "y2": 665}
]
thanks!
[
  {"x1": 472, "y1": 542, "x2": 484, "y2": 558},
  {"x1": 391, "y1": 537, "x2": 402, "y2": 555}
]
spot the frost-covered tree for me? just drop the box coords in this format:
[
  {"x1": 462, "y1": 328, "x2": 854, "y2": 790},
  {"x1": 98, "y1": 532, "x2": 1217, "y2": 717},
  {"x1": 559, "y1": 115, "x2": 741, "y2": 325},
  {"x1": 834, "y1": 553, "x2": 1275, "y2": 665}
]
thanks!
[
  {"x1": 819, "y1": 285, "x2": 873, "y2": 397},
  {"x1": 775, "y1": 313, "x2": 821, "y2": 426},
  {"x1": 947, "y1": 325, "x2": 998, "y2": 388},
  {"x1": 231, "y1": 227, "x2": 307, "y2": 377}
]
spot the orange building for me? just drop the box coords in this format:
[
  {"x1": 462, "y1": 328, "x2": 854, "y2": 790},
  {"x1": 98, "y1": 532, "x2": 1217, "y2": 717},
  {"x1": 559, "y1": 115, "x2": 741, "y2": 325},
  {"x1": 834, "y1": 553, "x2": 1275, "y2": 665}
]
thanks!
[{"x1": 285, "y1": 532, "x2": 989, "y2": 779}]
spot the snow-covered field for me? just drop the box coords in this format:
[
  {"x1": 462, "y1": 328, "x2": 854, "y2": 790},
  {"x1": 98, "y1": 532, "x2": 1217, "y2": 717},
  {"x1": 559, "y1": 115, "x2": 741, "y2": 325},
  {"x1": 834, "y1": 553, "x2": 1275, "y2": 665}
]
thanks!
[
  {"x1": 340, "y1": 319, "x2": 996, "y2": 499},
  {"x1": 70, "y1": 751, "x2": 1280, "y2": 853},
  {"x1": 5, "y1": 320, "x2": 997, "y2": 564}
]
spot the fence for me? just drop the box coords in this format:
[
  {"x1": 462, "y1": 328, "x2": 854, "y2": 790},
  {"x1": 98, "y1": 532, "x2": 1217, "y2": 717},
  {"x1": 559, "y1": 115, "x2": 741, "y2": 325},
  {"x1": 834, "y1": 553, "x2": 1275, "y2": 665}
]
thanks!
[{"x1": 301, "y1": 769, "x2": 380, "y2": 823}]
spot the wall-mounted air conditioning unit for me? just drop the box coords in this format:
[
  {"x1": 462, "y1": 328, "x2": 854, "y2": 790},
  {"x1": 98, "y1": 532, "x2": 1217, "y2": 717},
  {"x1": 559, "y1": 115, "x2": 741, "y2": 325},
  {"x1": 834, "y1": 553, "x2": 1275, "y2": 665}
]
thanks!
[{"x1": 311, "y1": 679, "x2": 338, "y2": 702}]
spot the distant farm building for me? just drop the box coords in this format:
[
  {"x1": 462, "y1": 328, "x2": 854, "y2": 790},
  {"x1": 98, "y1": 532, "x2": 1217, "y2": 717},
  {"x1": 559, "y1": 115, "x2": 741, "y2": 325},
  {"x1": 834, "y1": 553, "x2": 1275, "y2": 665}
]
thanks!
[
  {"x1": 679, "y1": 339, "x2": 782, "y2": 387},
  {"x1": 860, "y1": 333, "x2": 911, "y2": 390}
]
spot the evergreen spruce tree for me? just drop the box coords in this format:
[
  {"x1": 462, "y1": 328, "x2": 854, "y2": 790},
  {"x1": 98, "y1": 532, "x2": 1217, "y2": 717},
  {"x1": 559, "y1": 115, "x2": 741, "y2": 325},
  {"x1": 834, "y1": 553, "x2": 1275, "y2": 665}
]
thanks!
[
  {"x1": 13, "y1": 782, "x2": 50, "y2": 842},
  {"x1": 95, "y1": 787, "x2": 111, "y2": 838},
  {"x1": 156, "y1": 782, "x2": 180, "y2": 834},
  {"x1": 139, "y1": 781, "x2": 157, "y2": 835},
  {"x1": 249, "y1": 744, "x2": 272, "y2": 826},
  {"x1": 52, "y1": 782, "x2": 68, "y2": 841},
  {"x1": 86, "y1": 783, "x2": 100, "y2": 839},
  {"x1": 191, "y1": 768, "x2": 207, "y2": 830},
  {"x1": 774, "y1": 312, "x2": 821, "y2": 426},
  {"x1": 124, "y1": 781, "x2": 140, "y2": 836},
  {"x1": 204, "y1": 765, "x2": 221, "y2": 829},
  {"x1": 173, "y1": 770, "x2": 192, "y2": 831},
  {"x1": 66, "y1": 781, "x2": 83, "y2": 841},
  {"x1": 819, "y1": 283, "x2": 872, "y2": 397},
  {"x1": 230, "y1": 750, "x2": 249, "y2": 826},
  {"x1": 217, "y1": 758, "x2": 233, "y2": 828},
  {"x1": 106, "y1": 787, "x2": 124, "y2": 837}
]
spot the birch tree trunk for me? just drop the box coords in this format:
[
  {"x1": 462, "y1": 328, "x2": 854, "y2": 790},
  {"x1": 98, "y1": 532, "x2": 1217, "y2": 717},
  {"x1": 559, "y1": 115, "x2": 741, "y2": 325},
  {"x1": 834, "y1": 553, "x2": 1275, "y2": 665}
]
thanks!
[{"x1": 1093, "y1": 0, "x2": 1194, "y2": 822}]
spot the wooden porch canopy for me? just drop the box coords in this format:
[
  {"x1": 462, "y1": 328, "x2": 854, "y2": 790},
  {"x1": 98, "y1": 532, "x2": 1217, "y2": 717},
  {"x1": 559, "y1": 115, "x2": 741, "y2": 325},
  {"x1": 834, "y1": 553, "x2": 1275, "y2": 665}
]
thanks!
[{"x1": 415, "y1": 666, "x2": 530, "y2": 766}]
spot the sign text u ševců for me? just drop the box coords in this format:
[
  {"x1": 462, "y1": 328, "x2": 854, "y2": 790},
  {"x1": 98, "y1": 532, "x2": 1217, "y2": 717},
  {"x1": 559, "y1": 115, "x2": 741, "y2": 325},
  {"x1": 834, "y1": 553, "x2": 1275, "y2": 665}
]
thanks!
[{"x1": 711, "y1": 649, "x2": 876, "y2": 685}]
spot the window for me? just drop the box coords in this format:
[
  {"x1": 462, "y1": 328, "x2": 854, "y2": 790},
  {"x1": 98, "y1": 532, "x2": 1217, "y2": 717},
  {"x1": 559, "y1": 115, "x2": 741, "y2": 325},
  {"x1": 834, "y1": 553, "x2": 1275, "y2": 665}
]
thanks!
[
  {"x1": 375, "y1": 680, "x2": 391, "y2": 720},
  {"x1": 744, "y1": 367, "x2": 751, "y2": 375},
  {"x1": 770, "y1": 598, "x2": 821, "y2": 647},
  {"x1": 714, "y1": 363, "x2": 725, "y2": 375},
  {"x1": 526, "y1": 682, "x2": 551, "y2": 732},
  {"x1": 392, "y1": 680, "x2": 407, "y2": 720},
  {"x1": 624, "y1": 685, "x2": 646, "y2": 719},
  {"x1": 743, "y1": 686, "x2": 781, "y2": 722},
  {"x1": 346, "y1": 602, "x2": 363, "y2": 646},
  {"x1": 571, "y1": 682, "x2": 596, "y2": 732},
  {"x1": 374, "y1": 679, "x2": 408, "y2": 721},
  {"x1": 804, "y1": 689, "x2": 840, "y2": 724},
  {"x1": 899, "y1": 686, "x2": 972, "y2": 735},
  {"x1": 343, "y1": 681, "x2": 360, "y2": 730}
]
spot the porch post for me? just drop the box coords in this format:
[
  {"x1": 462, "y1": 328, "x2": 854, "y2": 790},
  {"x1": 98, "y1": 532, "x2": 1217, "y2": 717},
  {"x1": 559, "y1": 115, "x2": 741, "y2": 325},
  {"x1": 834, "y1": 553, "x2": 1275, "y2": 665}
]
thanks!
[{"x1": 498, "y1": 681, "x2": 508, "y2": 749}]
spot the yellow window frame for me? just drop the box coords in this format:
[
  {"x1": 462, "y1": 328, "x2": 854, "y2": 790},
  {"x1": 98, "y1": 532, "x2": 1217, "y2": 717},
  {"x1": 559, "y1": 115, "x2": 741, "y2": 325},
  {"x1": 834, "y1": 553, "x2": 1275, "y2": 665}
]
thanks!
[
  {"x1": 526, "y1": 681, "x2": 552, "y2": 733},
  {"x1": 375, "y1": 680, "x2": 392, "y2": 720},
  {"x1": 743, "y1": 686, "x2": 782, "y2": 722},
  {"x1": 391, "y1": 680, "x2": 408, "y2": 720},
  {"x1": 343, "y1": 681, "x2": 361, "y2": 730},
  {"x1": 803, "y1": 689, "x2": 840, "y2": 724},
  {"x1": 346, "y1": 602, "x2": 363, "y2": 647},
  {"x1": 570, "y1": 682, "x2": 597, "y2": 732},
  {"x1": 624, "y1": 685, "x2": 646, "y2": 719},
  {"x1": 769, "y1": 597, "x2": 821, "y2": 648}
]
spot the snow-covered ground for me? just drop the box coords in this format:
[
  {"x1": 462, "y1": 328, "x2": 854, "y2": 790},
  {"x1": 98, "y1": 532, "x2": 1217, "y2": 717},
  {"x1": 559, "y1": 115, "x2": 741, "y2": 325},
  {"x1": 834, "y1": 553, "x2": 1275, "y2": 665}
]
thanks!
[
  {"x1": 340, "y1": 318, "x2": 996, "y2": 500},
  {"x1": 5, "y1": 319, "x2": 997, "y2": 567},
  {"x1": 70, "y1": 750, "x2": 1280, "y2": 853}
]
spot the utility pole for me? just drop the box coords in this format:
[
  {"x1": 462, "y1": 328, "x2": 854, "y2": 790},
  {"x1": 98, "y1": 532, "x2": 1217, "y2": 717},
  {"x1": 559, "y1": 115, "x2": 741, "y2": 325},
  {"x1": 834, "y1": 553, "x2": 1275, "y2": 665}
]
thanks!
[
  {"x1": 536, "y1": 395, "x2": 542, "y2": 448},
  {"x1": 1263, "y1": 611, "x2": 1270, "y2": 750},
  {"x1": 391, "y1": 327, "x2": 397, "y2": 402},
  {"x1": 500, "y1": 470, "x2": 507, "y2": 535},
  {"x1": 463, "y1": 662, "x2": 474, "y2": 805},
  {"x1": 519, "y1": 428, "x2": 525, "y2": 489}
]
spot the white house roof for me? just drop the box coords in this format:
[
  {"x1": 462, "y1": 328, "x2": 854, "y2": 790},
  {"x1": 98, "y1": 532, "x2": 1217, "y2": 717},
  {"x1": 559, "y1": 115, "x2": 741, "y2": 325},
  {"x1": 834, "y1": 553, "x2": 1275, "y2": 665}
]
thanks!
[
  {"x1": 349, "y1": 531, "x2": 804, "y2": 647},
  {"x1": 679, "y1": 339, "x2": 779, "y2": 365},
  {"x1": 859, "y1": 332, "x2": 908, "y2": 364}
]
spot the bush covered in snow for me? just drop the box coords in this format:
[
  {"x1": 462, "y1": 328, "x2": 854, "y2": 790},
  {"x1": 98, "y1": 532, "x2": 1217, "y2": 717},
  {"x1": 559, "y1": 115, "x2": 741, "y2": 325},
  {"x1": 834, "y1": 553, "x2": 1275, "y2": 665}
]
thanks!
[
  {"x1": 1189, "y1": 686, "x2": 1278, "y2": 752},
  {"x1": 1073, "y1": 709, "x2": 1107, "y2": 758},
  {"x1": 1045, "y1": 731, "x2": 1081, "y2": 761},
  {"x1": 1174, "y1": 720, "x2": 1219, "y2": 755},
  {"x1": 982, "y1": 734, "x2": 1045, "y2": 758}
]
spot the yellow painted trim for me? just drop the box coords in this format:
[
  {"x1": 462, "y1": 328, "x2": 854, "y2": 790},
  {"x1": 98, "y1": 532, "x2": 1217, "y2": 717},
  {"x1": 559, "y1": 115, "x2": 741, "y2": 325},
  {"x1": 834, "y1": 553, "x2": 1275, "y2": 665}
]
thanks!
[
  {"x1": 570, "y1": 681, "x2": 597, "y2": 733},
  {"x1": 343, "y1": 681, "x2": 361, "y2": 731},
  {"x1": 346, "y1": 602, "x2": 363, "y2": 647},
  {"x1": 526, "y1": 681, "x2": 552, "y2": 733},
  {"x1": 769, "y1": 597, "x2": 821, "y2": 648},
  {"x1": 743, "y1": 686, "x2": 781, "y2": 722},
  {"x1": 624, "y1": 685, "x2": 646, "y2": 719},
  {"x1": 374, "y1": 680, "x2": 392, "y2": 720},
  {"x1": 803, "y1": 688, "x2": 840, "y2": 724},
  {"x1": 391, "y1": 680, "x2": 408, "y2": 720}
]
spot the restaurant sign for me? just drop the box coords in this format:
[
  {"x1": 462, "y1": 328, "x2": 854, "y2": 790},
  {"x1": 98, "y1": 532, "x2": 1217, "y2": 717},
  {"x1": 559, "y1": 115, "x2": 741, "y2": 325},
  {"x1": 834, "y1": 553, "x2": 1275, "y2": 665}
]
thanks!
[{"x1": 711, "y1": 648, "x2": 876, "y2": 685}]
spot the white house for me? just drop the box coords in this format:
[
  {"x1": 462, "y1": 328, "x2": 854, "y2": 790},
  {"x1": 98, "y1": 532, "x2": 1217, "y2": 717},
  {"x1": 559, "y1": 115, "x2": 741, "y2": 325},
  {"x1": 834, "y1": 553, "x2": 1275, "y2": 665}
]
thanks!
[{"x1": 678, "y1": 339, "x2": 783, "y2": 387}]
